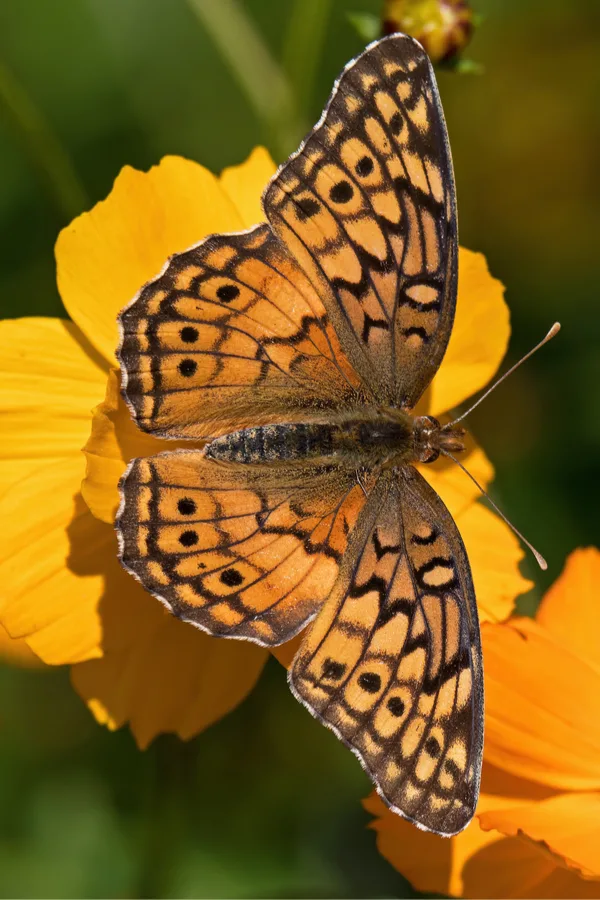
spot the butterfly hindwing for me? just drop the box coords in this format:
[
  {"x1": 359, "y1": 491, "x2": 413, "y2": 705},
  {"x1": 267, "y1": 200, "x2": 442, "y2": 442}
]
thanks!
[
  {"x1": 118, "y1": 224, "x2": 363, "y2": 440},
  {"x1": 117, "y1": 449, "x2": 368, "y2": 646},
  {"x1": 264, "y1": 33, "x2": 457, "y2": 408},
  {"x1": 290, "y1": 466, "x2": 482, "y2": 835}
]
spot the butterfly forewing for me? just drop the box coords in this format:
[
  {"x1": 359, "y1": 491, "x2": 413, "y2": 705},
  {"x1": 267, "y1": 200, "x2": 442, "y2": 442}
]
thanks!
[
  {"x1": 291, "y1": 466, "x2": 482, "y2": 835},
  {"x1": 263, "y1": 33, "x2": 457, "y2": 409},
  {"x1": 118, "y1": 224, "x2": 363, "y2": 440}
]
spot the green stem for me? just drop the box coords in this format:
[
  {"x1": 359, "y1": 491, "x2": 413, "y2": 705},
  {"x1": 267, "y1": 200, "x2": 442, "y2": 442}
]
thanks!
[
  {"x1": 187, "y1": 0, "x2": 302, "y2": 160},
  {"x1": 281, "y1": 0, "x2": 334, "y2": 122},
  {"x1": 0, "y1": 57, "x2": 88, "y2": 221}
]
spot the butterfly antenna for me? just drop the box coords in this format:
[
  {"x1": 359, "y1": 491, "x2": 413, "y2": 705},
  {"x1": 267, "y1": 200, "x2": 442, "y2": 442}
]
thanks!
[
  {"x1": 441, "y1": 449, "x2": 547, "y2": 570},
  {"x1": 445, "y1": 322, "x2": 561, "y2": 429}
]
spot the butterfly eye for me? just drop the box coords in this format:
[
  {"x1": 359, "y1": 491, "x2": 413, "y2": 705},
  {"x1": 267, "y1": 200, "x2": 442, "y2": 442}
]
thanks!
[{"x1": 413, "y1": 415, "x2": 441, "y2": 463}]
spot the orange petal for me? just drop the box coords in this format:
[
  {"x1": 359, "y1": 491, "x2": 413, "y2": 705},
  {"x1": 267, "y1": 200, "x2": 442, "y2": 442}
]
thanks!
[
  {"x1": 71, "y1": 608, "x2": 267, "y2": 749},
  {"x1": 271, "y1": 632, "x2": 304, "y2": 670},
  {"x1": 0, "y1": 623, "x2": 46, "y2": 669},
  {"x1": 424, "y1": 248, "x2": 510, "y2": 418},
  {"x1": 365, "y1": 774, "x2": 600, "y2": 898},
  {"x1": 220, "y1": 146, "x2": 276, "y2": 228},
  {"x1": 0, "y1": 317, "x2": 106, "y2": 495},
  {"x1": 56, "y1": 156, "x2": 246, "y2": 365},
  {"x1": 537, "y1": 548, "x2": 600, "y2": 672},
  {"x1": 364, "y1": 791, "x2": 459, "y2": 896},
  {"x1": 479, "y1": 792, "x2": 600, "y2": 881},
  {"x1": 483, "y1": 617, "x2": 600, "y2": 790},
  {"x1": 81, "y1": 369, "x2": 191, "y2": 523}
]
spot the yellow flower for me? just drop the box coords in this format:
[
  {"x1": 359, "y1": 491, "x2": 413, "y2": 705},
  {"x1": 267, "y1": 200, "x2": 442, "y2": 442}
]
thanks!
[
  {"x1": 0, "y1": 144, "x2": 529, "y2": 747},
  {"x1": 365, "y1": 548, "x2": 600, "y2": 898},
  {"x1": 0, "y1": 150, "x2": 275, "y2": 747}
]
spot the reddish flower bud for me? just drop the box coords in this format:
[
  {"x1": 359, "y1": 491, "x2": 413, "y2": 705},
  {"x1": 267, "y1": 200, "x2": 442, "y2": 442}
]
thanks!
[{"x1": 382, "y1": 0, "x2": 474, "y2": 64}]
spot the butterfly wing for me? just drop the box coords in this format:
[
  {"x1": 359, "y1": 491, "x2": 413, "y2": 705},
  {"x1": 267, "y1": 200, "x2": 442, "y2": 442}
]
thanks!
[
  {"x1": 290, "y1": 466, "x2": 482, "y2": 835},
  {"x1": 264, "y1": 33, "x2": 457, "y2": 408},
  {"x1": 117, "y1": 449, "x2": 369, "y2": 646},
  {"x1": 118, "y1": 223, "x2": 364, "y2": 440}
]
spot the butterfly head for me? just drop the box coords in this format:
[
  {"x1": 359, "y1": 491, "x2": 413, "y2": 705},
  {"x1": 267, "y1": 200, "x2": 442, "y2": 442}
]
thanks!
[{"x1": 412, "y1": 415, "x2": 466, "y2": 464}]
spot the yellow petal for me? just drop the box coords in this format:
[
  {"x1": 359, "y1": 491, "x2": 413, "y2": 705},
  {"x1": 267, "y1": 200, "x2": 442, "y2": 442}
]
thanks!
[
  {"x1": 0, "y1": 457, "x2": 158, "y2": 664},
  {"x1": 458, "y1": 503, "x2": 532, "y2": 624},
  {"x1": 220, "y1": 146, "x2": 276, "y2": 228},
  {"x1": 56, "y1": 156, "x2": 246, "y2": 365},
  {"x1": 81, "y1": 369, "x2": 187, "y2": 523},
  {"x1": 483, "y1": 617, "x2": 600, "y2": 790},
  {"x1": 0, "y1": 318, "x2": 106, "y2": 495},
  {"x1": 479, "y1": 792, "x2": 600, "y2": 881},
  {"x1": 424, "y1": 248, "x2": 510, "y2": 417},
  {"x1": 0, "y1": 458, "x2": 110, "y2": 663},
  {"x1": 0, "y1": 623, "x2": 46, "y2": 669},
  {"x1": 72, "y1": 608, "x2": 267, "y2": 749},
  {"x1": 537, "y1": 548, "x2": 600, "y2": 672}
]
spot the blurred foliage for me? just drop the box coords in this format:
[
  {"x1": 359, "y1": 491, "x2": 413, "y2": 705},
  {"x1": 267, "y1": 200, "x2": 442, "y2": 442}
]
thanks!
[{"x1": 0, "y1": 0, "x2": 598, "y2": 896}]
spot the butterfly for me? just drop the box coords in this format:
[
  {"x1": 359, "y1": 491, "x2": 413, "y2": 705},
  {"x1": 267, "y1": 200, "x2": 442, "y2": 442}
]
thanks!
[{"x1": 116, "y1": 33, "x2": 483, "y2": 837}]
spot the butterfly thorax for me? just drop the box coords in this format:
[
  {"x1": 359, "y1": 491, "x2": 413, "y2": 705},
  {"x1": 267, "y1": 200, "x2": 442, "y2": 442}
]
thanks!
[{"x1": 204, "y1": 412, "x2": 465, "y2": 468}]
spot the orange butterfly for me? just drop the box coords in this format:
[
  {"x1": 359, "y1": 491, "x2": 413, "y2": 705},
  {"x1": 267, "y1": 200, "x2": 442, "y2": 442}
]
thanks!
[{"x1": 117, "y1": 34, "x2": 482, "y2": 836}]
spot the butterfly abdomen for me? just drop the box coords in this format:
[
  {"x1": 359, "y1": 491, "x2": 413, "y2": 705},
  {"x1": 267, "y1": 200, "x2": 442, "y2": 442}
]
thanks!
[
  {"x1": 205, "y1": 415, "x2": 414, "y2": 465},
  {"x1": 205, "y1": 423, "x2": 337, "y2": 464}
]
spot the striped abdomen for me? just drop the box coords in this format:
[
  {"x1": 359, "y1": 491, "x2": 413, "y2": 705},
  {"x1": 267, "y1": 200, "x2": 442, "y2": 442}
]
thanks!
[
  {"x1": 205, "y1": 416, "x2": 414, "y2": 465},
  {"x1": 205, "y1": 423, "x2": 337, "y2": 464}
]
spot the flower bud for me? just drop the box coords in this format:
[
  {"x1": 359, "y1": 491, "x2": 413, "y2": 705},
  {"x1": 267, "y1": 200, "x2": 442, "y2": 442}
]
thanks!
[{"x1": 382, "y1": 0, "x2": 474, "y2": 64}]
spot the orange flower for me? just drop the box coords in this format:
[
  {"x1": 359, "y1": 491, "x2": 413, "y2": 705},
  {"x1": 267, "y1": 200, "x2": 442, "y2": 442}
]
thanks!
[
  {"x1": 0, "y1": 145, "x2": 529, "y2": 747},
  {"x1": 366, "y1": 548, "x2": 600, "y2": 898}
]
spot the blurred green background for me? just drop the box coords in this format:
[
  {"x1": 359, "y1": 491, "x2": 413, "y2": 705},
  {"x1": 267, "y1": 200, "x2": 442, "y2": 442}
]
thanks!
[{"x1": 0, "y1": 0, "x2": 598, "y2": 897}]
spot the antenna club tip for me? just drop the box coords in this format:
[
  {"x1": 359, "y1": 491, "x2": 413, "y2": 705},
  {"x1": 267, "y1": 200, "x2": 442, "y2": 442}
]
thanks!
[
  {"x1": 535, "y1": 552, "x2": 548, "y2": 571},
  {"x1": 549, "y1": 322, "x2": 561, "y2": 338}
]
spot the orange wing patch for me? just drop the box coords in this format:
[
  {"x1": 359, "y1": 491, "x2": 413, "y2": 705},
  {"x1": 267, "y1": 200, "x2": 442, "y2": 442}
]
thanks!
[
  {"x1": 119, "y1": 224, "x2": 363, "y2": 439},
  {"x1": 117, "y1": 450, "x2": 368, "y2": 646},
  {"x1": 290, "y1": 467, "x2": 482, "y2": 835}
]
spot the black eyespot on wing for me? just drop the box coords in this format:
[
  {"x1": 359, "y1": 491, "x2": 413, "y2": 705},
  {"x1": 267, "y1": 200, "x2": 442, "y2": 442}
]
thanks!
[
  {"x1": 322, "y1": 659, "x2": 346, "y2": 680},
  {"x1": 178, "y1": 498, "x2": 197, "y2": 516},
  {"x1": 329, "y1": 181, "x2": 354, "y2": 204},
  {"x1": 355, "y1": 155, "x2": 374, "y2": 177},
  {"x1": 179, "y1": 530, "x2": 199, "y2": 547},
  {"x1": 389, "y1": 111, "x2": 403, "y2": 135},
  {"x1": 220, "y1": 568, "x2": 244, "y2": 587},
  {"x1": 387, "y1": 696, "x2": 405, "y2": 717},
  {"x1": 178, "y1": 359, "x2": 197, "y2": 377},
  {"x1": 217, "y1": 284, "x2": 240, "y2": 303},
  {"x1": 425, "y1": 735, "x2": 442, "y2": 758},
  {"x1": 358, "y1": 672, "x2": 381, "y2": 693},
  {"x1": 296, "y1": 197, "x2": 320, "y2": 219},
  {"x1": 180, "y1": 326, "x2": 199, "y2": 343}
]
